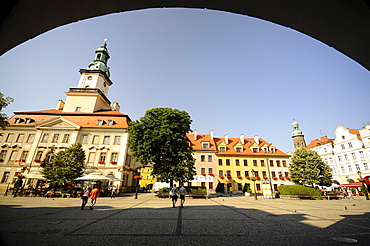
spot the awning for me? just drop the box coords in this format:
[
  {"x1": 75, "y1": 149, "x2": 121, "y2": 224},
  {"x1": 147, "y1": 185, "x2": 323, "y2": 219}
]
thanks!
[{"x1": 340, "y1": 182, "x2": 363, "y2": 188}]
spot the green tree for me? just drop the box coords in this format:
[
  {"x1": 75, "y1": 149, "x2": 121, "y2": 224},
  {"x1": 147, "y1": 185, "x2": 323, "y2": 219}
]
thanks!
[
  {"x1": 128, "y1": 107, "x2": 195, "y2": 186},
  {"x1": 289, "y1": 147, "x2": 332, "y2": 187},
  {"x1": 42, "y1": 143, "x2": 86, "y2": 185},
  {"x1": 0, "y1": 92, "x2": 14, "y2": 130}
]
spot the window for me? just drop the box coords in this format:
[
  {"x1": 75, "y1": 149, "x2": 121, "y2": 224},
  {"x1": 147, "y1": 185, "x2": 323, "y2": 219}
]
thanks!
[
  {"x1": 359, "y1": 151, "x2": 364, "y2": 157},
  {"x1": 52, "y1": 134, "x2": 59, "y2": 143},
  {"x1": 1, "y1": 172, "x2": 10, "y2": 183},
  {"x1": 364, "y1": 163, "x2": 369, "y2": 170},
  {"x1": 351, "y1": 152, "x2": 356, "y2": 159},
  {"x1": 10, "y1": 150, "x2": 18, "y2": 161},
  {"x1": 270, "y1": 148, "x2": 275, "y2": 153},
  {"x1": 219, "y1": 170, "x2": 223, "y2": 177},
  {"x1": 209, "y1": 182, "x2": 213, "y2": 189},
  {"x1": 282, "y1": 160, "x2": 287, "y2": 167},
  {"x1": 262, "y1": 171, "x2": 267, "y2": 177},
  {"x1": 16, "y1": 134, "x2": 24, "y2": 143},
  {"x1": 200, "y1": 155, "x2": 205, "y2": 162},
  {"x1": 226, "y1": 159, "x2": 230, "y2": 166},
  {"x1": 14, "y1": 118, "x2": 22, "y2": 124},
  {"x1": 202, "y1": 142, "x2": 210, "y2": 148},
  {"x1": 201, "y1": 168, "x2": 205, "y2": 174},
  {"x1": 25, "y1": 118, "x2": 32, "y2": 124},
  {"x1": 45, "y1": 152, "x2": 55, "y2": 163},
  {"x1": 244, "y1": 171, "x2": 249, "y2": 177},
  {"x1": 341, "y1": 144, "x2": 345, "y2": 150},
  {"x1": 208, "y1": 168, "x2": 213, "y2": 174},
  {"x1": 256, "y1": 184, "x2": 261, "y2": 191},
  {"x1": 110, "y1": 153, "x2": 118, "y2": 162},
  {"x1": 219, "y1": 147, "x2": 226, "y2": 152},
  {"x1": 97, "y1": 119, "x2": 104, "y2": 126},
  {"x1": 27, "y1": 134, "x2": 35, "y2": 143},
  {"x1": 62, "y1": 134, "x2": 70, "y2": 143},
  {"x1": 41, "y1": 133, "x2": 49, "y2": 143},
  {"x1": 92, "y1": 135, "x2": 99, "y2": 144},
  {"x1": 284, "y1": 172, "x2": 289, "y2": 177},
  {"x1": 0, "y1": 150, "x2": 7, "y2": 159},
  {"x1": 236, "y1": 171, "x2": 241, "y2": 176},
  {"x1": 21, "y1": 151, "x2": 28, "y2": 160},
  {"x1": 252, "y1": 148, "x2": 258, "y2": 153},
  {"x1": 355, "y1": 164, "x2": 360, "y2": 171},
  {"x1": 260, "y1": 160, "x2": 265, "y2": 166},
  {"x1": 271, "y1": 171, "x2": 276, "y2": 177},
  {"x1": 348, "y1": 142, "x2": 353, "y2": 148},
  {"x1": 75, "y1": 107, "x2": 81, "y2": 112},
  {"x1": 235, "y1": 159, "x2": 240, "y2": 166},
  {"x1": 338, "y1": 156, "x2": 342, "y2": 162},
  {"x1": 324, "y1": 148, "x2": 327, "y2": 153},
  {"x1": 263, "y1": 148, "x2": 267, "y2": 153},
  {"x1": 270, "y1": 160, "x2": 274, "y2": 167},
  {"x1": 88, "y1": 152, "x2": 96, "y2": 163},
  {"x1": 243, "y1": 160, "x2": 248, "y2": 166},
  {"x1": 82, "y1": 135, "x2": 89, "y2": 144},
  {"x1": 329, "y1": 157, "x2": 333, "y2": 163},
  {"x1": 218, "y1": 159, "x2": 223, "y2": 166},
  {"x1": 340, "y1": 166, "x2": 345, "y2": 173},
  {"x1": 36, "y1": 151, "x2": 43, "y2": 160},
  {"x1": 113, "y1": 136, "x2": 121, "y2": 145},
  {"x1": 236, "y1": 147, "x2": 242, "y2": 152},
  {"x1": 6, "y1": 134, "x2": 14, "y2": 142},
  {"x1": 103, "y1": 136, "x2": 110, "y2": 145},
  {"x1": 208, "y1": 155, "x2": 212, "y2": 162},
  {"x1": 253, "y1": 160, "x2": 258, "y2": 166},
  {"x1": 226, "y1": 170, "x2": 231, "y2": 176},
  {"x1": 344, "y1": 154, "x2": 348, "y2": 161},
  {"x1": 276, "y1": 160, "x2": 281, "y2": 167},
  {"x1": 99, "y1": 153, "x2": 106, "y2": 162},
  {"x1": 107, "y1": 120, "x2": 114, "y2": 126},
  {"x1": 348, "y1": 165, "x2": 353, "y2": 172}
]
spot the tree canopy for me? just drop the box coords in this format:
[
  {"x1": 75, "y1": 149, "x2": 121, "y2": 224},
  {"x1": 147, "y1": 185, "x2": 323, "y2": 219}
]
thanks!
[
  {"x1": 0, "y1": 92, "x2": 14, "y2": 130},
  {"x1": 42, "y1": 143, "x2": 86, "y2": 185},
  {"x1": 128, "y1": 108, "x2": 195, "y2": 185},
  {"x1": 289, "y1": 147, "x2": 332, "y2": 187}
]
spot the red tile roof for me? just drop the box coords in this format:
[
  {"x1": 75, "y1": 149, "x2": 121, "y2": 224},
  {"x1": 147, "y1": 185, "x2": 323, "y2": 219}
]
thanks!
[
  {"x1": 7, "y1": 109, "x2": 131, "y2": 129},
  {"x1": 306, "y1": 136, "x2": 335, "y2": 149}
]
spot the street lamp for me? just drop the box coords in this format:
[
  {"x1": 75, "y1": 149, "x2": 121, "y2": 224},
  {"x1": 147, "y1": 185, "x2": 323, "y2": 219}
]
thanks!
[
  {"x1": 251, "y1": 169, "x2": 258, "y2": 200},
  {"x1": 357, "y1": 170, "x2": 369, "y2": 200}
]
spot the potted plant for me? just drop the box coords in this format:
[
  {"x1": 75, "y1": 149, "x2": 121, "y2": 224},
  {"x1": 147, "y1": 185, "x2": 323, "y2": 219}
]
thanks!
[
  {"x1": 34, "y1": 159, "x2": 41, "y2": 163},
  {"x1": 110, "y1": 161, "x2": 117, "y2": 164},
  {"x1": 219, "y1": 176, "x2": 225, "y2": 179},
  {"x1": 279, "y1": 176, "x2": 285, "y2": 180},
  {"x1": 286, "y1": 177, "x2": 291, "y2": 180},
  {"x1": 0, "y1": 159, "x2": 4, "y2": 162},
  {"x1": 98, "y1": 161, "x2": 105, "y2": 164},
  {"x1": 273, "y1": 177, "x2": 278, "y2": 180},
  {"x1": 201, "y1": 173, "x2": 206, "y2": 176},
  {"x1": 263, "y1": 176, "x2": 268, "y2": 180},
  {"x1": 237, "y1": 176, "x2": 243, "y2": 180},
  {"x1": 209, "y1": 173, "x2": 214, "y2": 176},
  {"x1": 246, "y1": 176, "x2": 251, "y2": 180},
  {"x1": 243, "y1": 183, "x2": 251, "y2": 196}
]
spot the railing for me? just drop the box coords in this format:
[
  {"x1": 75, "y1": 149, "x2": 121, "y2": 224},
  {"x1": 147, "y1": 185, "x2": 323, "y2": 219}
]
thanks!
[{"x1": 68, "y1": 88, "x2": 111, "y2": 105}]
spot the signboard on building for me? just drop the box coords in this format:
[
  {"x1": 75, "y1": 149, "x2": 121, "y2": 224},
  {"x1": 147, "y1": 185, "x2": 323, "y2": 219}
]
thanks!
[{"x1": 262, "y1": 180, "x2": 273, "y2": 199}]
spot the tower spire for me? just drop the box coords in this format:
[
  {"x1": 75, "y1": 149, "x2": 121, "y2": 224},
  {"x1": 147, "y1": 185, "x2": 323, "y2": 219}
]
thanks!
[{"x1": 292, "y1": 119, "x2": 306, "y2": 149}]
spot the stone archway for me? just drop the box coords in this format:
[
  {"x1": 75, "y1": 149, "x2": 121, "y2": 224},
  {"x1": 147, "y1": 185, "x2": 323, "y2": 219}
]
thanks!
[{"x1": 1, "y1": 0, "x2": 370, "y2": 71}]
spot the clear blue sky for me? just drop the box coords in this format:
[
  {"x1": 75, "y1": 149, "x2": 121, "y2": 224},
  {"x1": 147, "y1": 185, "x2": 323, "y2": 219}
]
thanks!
[{"x1": 1, "y1": 8, "x2": 369, "y2": 153}]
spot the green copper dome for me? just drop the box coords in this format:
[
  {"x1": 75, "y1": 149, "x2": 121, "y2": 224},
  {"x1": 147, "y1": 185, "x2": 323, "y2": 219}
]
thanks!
[
  {"x1": 292, "y1": 119, "x2": 303, "y2": 136},
  {"x1": 87, "y1": 40, "x2": 111, "y2": 77}
]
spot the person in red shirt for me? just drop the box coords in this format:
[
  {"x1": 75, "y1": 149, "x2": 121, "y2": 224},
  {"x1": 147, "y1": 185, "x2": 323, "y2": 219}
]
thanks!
[{"x1": 89, "y1": 186, "x2": 100, "y2": 210}]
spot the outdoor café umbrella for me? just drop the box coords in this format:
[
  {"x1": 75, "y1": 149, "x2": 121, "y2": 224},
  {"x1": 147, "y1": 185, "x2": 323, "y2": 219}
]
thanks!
[
  {"x1": 24, "y1": 171, "x2": 49, "y2": 180},
  {"x1": 106, "y1": 174, "x2": 123, "y2": 181},
  {"x1": 75, "y1": 172, "x2": 111, "y2": 181}
]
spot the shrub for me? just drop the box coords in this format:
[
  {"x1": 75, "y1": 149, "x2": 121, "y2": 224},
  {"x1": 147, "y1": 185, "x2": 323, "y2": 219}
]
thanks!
[
  {"x1": 215, "y1": 182, "x2": 224, "y2": 193},
  {"x1": 277, "y1": 185, "x2": 322, "y2": 196},
  {"x1": 187, "y1": 187, "x2": 207, "y2": 195},
  {"x1": 158, "y1": 187, "x2": 170, "y2": 193},
  {"x1": 242, "y1": 183, "x2": 251, "y2": 193}
]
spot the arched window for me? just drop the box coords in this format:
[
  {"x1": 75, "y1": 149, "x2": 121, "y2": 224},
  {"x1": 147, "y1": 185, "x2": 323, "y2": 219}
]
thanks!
[{"x1": 45, "y1": 152, "x2": 55, "y2": 164}]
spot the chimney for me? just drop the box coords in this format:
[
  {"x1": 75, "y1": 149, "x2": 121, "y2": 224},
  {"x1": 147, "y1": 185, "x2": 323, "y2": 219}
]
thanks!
[
  {"x1": 254, "y1": 135, "x2": 259, "y2": 145},
  {"x1": 240, "y1": 134, "x2": 245, "y2": 144},
  {"x1": 225, "y1": 134, "x2": 229, "y2": 145},
  {"x1": 56, "y1": 100, "x2": 65, "y2": 110},
  {"x1": 210, "y1": 130, "x2": 214, "y2": 140},
  {"x1": 194, "y1": 129, "x2": 197, "y2": 140},
  {"x1": 112, "y1": 102, "x2": 120, "y2": 112}
]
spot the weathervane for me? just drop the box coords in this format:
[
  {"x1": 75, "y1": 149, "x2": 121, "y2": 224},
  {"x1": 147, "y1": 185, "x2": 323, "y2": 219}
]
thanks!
[{"x1": 103, "y1": 38, "x2": 108, "y2": 46}]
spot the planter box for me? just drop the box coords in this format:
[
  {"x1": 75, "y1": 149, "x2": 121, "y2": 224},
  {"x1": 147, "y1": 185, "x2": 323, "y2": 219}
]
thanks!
[{"x1": 279, "y1": 195, "x2": 299, "y2": 199}]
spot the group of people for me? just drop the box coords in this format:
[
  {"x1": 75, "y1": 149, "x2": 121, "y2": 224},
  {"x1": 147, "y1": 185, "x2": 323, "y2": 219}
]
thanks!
[
  {"x1": 170, "y1": 183, "x2": 186, "y2": 208},
  {"x1": 80, "y1": 186, "x2": 100, "y2": 210},
  {"x1": 342, "y1": 188, "x2": 361, "y2": 200}
]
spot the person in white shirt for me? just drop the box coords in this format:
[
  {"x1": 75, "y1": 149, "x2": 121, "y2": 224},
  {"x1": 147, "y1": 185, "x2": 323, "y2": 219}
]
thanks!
[
  {"x1": 179, "y1": 183, "x2": 186, "y2": 208},
  {"x1": 170, "y1": 185, "x2": 178, "y2": 208}
]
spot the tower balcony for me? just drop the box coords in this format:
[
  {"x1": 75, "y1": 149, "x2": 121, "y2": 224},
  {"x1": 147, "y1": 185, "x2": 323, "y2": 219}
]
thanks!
[{"x1": 67, "y1": 88, "x2": 111, "y2": 105}]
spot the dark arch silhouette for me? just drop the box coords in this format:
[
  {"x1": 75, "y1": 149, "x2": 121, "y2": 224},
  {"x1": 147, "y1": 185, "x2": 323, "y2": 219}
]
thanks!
[{"x1": 1, "y1": 0, "x2": 370, "y2": 71}]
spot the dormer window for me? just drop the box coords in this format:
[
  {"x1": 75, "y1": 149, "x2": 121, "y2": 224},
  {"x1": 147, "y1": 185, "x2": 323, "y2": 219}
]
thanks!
[
  {"x1": 14, "y1": 118, "x2": 22, "y2": 124},
  {"x1": 263, "y1": 148, "x2": 268, "y2": 153},
  {"x1": 202, "y1": 142, "x2": 210, "y2": 148},
  {"x1": 75, "y1": 107, "x2": 81, "y2": 112},
  {"x1": 270, "y1": 148, "x2": 275, "y2": 153},
  {"x1": 252, "y1": 148, "x2": 259, "y2": 153},
  {"x1": 107, "y1": 120, "x2": 114, "y2": 126},
  {"x1": 219, "y1": 147, "x2": 226, "y2": 152},
  {"x1": 25, "y1": 118, "x2": 33, "y2": 124},
  {"x1": 236, "y1": 147, "x2": 242, "y2": 152},
  {"x1": 97, "y1": 119, "x2": 104, "y2": 126}
]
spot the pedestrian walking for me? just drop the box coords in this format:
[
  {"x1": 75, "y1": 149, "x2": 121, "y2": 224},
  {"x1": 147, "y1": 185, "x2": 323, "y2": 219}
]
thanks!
[
  {"x1": 111, "y1": 186, "x2": 117, "y2": 199},
  {"x1": 347, "y1": 189, "x2": 355, "y2": 200},
  {"x1": 90, "y1": 186, "x2": 100, "y2": 210},
  {"x1": 179, "y1": 183, "x2": 186, "y2": 208},
  {"x1": 170, "y1": 185, "x2": 178, "y2": 208},
  {"x1": 81, "y1": 187, "x2": 91, "y2": 210},
  {"x1": 342, "y1": 189, "x2": 348, "y2": 199}
]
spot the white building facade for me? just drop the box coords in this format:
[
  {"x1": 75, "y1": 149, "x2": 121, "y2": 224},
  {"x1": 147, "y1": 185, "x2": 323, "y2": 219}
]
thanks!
[{"x1": 307, "y1": 125, "x2": 370, "y2": 184}]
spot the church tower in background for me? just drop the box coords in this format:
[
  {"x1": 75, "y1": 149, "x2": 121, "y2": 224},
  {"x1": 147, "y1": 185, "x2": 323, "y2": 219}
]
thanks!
[{"x1": 292, "y1": 119, "x2": 306, "y2": 149}]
